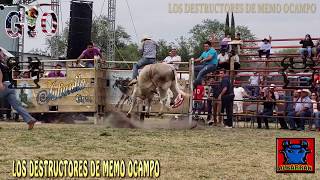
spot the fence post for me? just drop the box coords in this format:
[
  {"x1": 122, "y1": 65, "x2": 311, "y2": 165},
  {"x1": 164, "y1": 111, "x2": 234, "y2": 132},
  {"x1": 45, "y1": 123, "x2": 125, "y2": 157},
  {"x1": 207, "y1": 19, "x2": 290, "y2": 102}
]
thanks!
[{"x1": 189, "y1": 59, "x2": 194, "y2": 125}]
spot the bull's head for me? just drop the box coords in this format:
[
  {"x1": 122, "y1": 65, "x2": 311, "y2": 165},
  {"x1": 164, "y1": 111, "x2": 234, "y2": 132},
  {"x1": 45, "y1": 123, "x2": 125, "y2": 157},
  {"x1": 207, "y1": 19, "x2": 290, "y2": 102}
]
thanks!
[
  {"x1": 113, "y1": 77, "x2": 132, "y2": 94},
  {"x1": 112, "y1": 78, "x2": 122, "y2": 89},
  {"x1": 281, "y1": 140, "x2": 310, "y2": 164}
]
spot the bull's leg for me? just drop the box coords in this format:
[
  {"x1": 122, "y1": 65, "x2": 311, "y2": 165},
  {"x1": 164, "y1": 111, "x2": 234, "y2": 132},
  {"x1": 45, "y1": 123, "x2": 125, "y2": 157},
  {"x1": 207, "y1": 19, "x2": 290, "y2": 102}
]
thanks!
[
  {"x1": 169, "y1": 82, "x2": 179, "y2": 106},
  {"x1": 158, "y1": 89, "x2": 168, "y2": 117},
  {"x1": 146, "y1": 98, "x2": 152, "y2": 118},
  {"x1": 116, "y1": 94, "x2": 125, "y2": 108},
  {"x1": 127, "y1": 97, "x2": 137, "y2": 118},
  {"x1": 120, "y1": 96, "x2": 129, "y2": 110}
]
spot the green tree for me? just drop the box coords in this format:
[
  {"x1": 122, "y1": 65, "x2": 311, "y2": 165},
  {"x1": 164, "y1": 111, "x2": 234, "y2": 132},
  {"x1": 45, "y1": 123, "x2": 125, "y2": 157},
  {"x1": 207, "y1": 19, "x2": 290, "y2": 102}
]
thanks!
[
  {"x1": 187, "y1": 19, "x2": 255, "y2": 57},
  {"x1": 46, "y1": 23, "x2": 69, "y2": 58},
  {"x1": 188, "y1": 19, "x2": 225, "y2": 57},
  {"x1": 230, "y1": 12, "x2": 236, "y2": 39},
  {"x1": 91, "y1": 16, "x2": 135, "y2": 61},
  {"x1": 175, "y1": 36, "x2": 191, "y2": 62},
  {"x1": 225, "y1": 12, "x2": 230, "y2": 36},
  {"x1": 156, "y1": 39, "x2": 171, "y2": 61}
]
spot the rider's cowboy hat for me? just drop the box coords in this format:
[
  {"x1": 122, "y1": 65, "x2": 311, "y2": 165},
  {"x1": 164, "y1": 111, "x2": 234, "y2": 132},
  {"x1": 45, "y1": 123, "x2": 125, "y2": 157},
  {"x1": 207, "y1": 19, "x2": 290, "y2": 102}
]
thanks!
[
  {"x1": 301, "y1": 89, "x2": 311, "y2": 95},
  {"x1": 270, "y1": 84, "x2": 276, "y2": 89},
  {"x1": 141, "y1": 35, "x2": 152, "y2": 42}
]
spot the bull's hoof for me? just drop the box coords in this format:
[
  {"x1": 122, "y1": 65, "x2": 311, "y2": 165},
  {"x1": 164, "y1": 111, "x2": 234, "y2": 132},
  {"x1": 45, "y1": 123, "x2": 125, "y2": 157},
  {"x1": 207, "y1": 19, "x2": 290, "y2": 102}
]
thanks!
[{"x1": 126, "y1": 113, "x2": 131, "y2": 118}]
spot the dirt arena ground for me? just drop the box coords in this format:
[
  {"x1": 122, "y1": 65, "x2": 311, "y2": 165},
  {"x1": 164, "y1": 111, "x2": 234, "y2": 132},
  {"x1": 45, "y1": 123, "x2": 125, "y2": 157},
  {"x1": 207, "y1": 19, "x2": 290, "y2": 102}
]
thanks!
[{"x1": 0, "y1": 116, "x2": 319, "y2": 179}]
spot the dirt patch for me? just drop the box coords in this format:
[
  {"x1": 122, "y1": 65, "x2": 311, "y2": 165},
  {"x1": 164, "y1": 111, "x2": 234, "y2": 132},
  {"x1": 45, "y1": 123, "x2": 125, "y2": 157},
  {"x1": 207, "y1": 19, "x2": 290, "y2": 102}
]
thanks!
[{"x1": 105, "y1": 106, "x2": 198, "y2": 129}]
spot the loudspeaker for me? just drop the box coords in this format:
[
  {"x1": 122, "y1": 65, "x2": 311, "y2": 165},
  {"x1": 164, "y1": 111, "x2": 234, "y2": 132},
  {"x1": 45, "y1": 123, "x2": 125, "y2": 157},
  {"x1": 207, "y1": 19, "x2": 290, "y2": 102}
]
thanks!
[
  {"x1": 67, "y1": 0, "x2": 93, "y2": 59},
  {"x1": 0, "y1": 0, "x2": 13, "y2": 5}
]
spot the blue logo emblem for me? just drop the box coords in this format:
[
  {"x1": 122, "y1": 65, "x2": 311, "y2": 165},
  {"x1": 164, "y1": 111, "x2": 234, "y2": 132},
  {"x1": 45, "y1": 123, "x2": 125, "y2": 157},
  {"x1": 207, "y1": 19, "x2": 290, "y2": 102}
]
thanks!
[{"x1": 281, "y1": 140, "x2": 310, "y2": 164}]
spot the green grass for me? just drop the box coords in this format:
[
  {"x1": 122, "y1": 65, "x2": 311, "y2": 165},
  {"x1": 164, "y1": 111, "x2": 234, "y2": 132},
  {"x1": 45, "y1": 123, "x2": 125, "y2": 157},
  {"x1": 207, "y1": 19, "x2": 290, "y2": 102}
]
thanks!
[{"x1": 0, "y1": 121, "x2": 319, "y2": 179}]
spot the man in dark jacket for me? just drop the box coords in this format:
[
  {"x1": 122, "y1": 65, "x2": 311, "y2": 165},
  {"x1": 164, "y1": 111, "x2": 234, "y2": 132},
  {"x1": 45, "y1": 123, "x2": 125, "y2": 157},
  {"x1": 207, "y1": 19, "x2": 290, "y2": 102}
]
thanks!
[
  {"x1": 299, "y1": 34, "x2": 314, "y2": 58},
  {"x1": 218, "y1": 69, "x2": 235, "y2": 128}
]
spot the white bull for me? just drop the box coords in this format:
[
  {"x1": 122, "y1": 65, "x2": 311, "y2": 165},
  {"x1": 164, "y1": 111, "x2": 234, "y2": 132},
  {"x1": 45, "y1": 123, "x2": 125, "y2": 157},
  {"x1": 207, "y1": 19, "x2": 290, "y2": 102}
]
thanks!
[{"x1": 127, "y1": 63, "x2": 188, "y2": 118}]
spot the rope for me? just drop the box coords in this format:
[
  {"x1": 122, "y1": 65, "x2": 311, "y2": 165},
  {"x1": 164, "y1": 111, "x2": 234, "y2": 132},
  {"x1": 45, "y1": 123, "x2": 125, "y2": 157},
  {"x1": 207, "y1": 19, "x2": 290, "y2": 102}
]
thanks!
[
  {"x1": 125, "y1": 0, "x2": 138, "y2": 41},
  {"x1": 100, "y1": 0, "x2": 106, "y2": 17}
]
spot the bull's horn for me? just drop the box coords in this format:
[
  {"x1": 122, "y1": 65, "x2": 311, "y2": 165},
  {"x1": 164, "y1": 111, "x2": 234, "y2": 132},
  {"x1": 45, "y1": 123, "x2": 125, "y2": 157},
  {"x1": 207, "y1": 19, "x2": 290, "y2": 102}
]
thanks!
[
  {"x1": 301, "y1": 140, "x2": 308, "y2": 147},
  {"x1": 282, "y1": 140, "x2": 290, "y2": 147}
]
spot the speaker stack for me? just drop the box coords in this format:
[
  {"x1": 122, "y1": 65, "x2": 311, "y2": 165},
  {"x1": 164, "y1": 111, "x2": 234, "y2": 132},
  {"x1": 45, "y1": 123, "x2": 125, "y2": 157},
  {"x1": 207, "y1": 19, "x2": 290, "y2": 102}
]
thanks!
[{"x1": 67, "y1": 0, "x2": 93, "y2": 59}]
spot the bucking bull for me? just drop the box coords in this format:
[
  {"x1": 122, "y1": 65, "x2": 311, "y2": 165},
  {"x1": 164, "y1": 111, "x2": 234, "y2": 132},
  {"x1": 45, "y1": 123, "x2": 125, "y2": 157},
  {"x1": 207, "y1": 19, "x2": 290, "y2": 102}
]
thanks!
[{"x1": 126, "y1": 63, "x2": 188, "y2": 118}]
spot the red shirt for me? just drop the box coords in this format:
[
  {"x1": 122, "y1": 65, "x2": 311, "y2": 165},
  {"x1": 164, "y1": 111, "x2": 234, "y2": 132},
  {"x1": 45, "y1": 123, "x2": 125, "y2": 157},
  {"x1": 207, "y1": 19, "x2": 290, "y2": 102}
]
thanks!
[
  {"x1": 314, "y1": 74, "x2": 320, "y2": 83},
  {"x1": 193, "y1": 85, "x2": 205, "y2": 100}
]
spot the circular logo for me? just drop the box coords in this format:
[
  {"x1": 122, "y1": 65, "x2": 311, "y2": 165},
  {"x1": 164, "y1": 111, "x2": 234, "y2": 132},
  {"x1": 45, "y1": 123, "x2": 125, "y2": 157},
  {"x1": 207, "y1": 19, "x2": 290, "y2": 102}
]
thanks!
[{"x1": 36, "y1": 90, "x2": 48, "y2": 105}]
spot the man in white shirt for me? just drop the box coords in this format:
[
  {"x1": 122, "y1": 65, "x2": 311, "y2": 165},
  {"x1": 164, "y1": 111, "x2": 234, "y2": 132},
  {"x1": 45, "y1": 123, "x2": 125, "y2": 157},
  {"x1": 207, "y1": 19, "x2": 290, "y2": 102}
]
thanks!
[
  {"x1": 269, "y1": 84, "x2": 280, "y2": 100},
  {"x1": 217, "y1": 50, "x2": 229, "y2": 69},
  {"x1": 287, "y1": 89, "x2": 312, "y2": 131},
  {"x1": 258, "y1": 37, "x2": 272, "y2": 59},
  {"x1": 163, "y1": 48, "x2": 181, "y2": 70},
  {"x1": 234, "y1": 85, "x2": 250, "y2": 113},
  {"x1": 245, "y1": 72, "x2": 261, "y2": 98}
]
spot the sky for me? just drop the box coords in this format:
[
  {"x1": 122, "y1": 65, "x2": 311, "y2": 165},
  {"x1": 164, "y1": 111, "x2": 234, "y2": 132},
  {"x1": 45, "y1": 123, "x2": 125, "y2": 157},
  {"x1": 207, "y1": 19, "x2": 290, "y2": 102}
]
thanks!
[{"x1": 21, "y1": 0, "x2": 320, "y2": 52}]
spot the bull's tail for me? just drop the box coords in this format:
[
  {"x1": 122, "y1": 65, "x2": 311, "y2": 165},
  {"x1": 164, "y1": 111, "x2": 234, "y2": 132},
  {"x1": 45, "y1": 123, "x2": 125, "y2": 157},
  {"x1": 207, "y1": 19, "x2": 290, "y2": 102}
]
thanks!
[{"x1": 172, "y1": 70, "x2": 190, "y2": 98}]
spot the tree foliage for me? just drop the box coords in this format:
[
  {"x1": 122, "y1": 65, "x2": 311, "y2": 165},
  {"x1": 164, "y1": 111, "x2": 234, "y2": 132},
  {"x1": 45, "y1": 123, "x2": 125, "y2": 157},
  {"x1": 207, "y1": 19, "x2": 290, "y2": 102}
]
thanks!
[
  {"x1": 230, "y1": 12, "x2": 236, "y2": 39},
  {"x1": 187, "y1": 19, "x2": 255, "y2": 57},
  {"x1": 225, "y1": 12, "x2": 230, "y2": 36},
  {"x1": 46, "y1": 23, "x2": 69, "y2": 58}
]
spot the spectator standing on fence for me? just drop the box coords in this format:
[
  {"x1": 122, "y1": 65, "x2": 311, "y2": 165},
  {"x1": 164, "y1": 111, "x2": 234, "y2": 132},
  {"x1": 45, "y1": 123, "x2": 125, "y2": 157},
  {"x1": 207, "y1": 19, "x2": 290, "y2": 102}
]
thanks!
[
  {"x1": 299, "y1": 34, "x2": 314, "y2": 58},
  {"x1": 288, "y1": 89, "x2": 312, "y2": 131},
  {"x1": 258, "y1": 36, "x2": 272, "y2": 59},
  {"x1": 216, "y1": 69, "x2": 234, "y2": 128},
  {"x1": 193, "y1": 41, "x2": 218, "y2": 87},
  {"x1": 163, "y1": 47, "x2": 181, "y2": 70},
  {"x1": 257, "y1": 91, "x2": 276, "y2": 129}
]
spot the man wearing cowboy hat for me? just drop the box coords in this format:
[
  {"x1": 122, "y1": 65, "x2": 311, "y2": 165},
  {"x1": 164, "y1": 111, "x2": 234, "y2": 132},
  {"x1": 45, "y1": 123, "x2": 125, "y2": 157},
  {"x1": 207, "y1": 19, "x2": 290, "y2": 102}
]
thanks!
[
  {"x1": 258, "y1": 36, "x2": 272, "y2": 59},
  {"x1": 269, "y1": 84, "x2": 280, "y2": 100},
  {"x1": 287, "y1": 89, "x2": 312, "y2": 131},
  {"x1": 131, "y1": 35, "x2": 158, "y2": 81}
]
